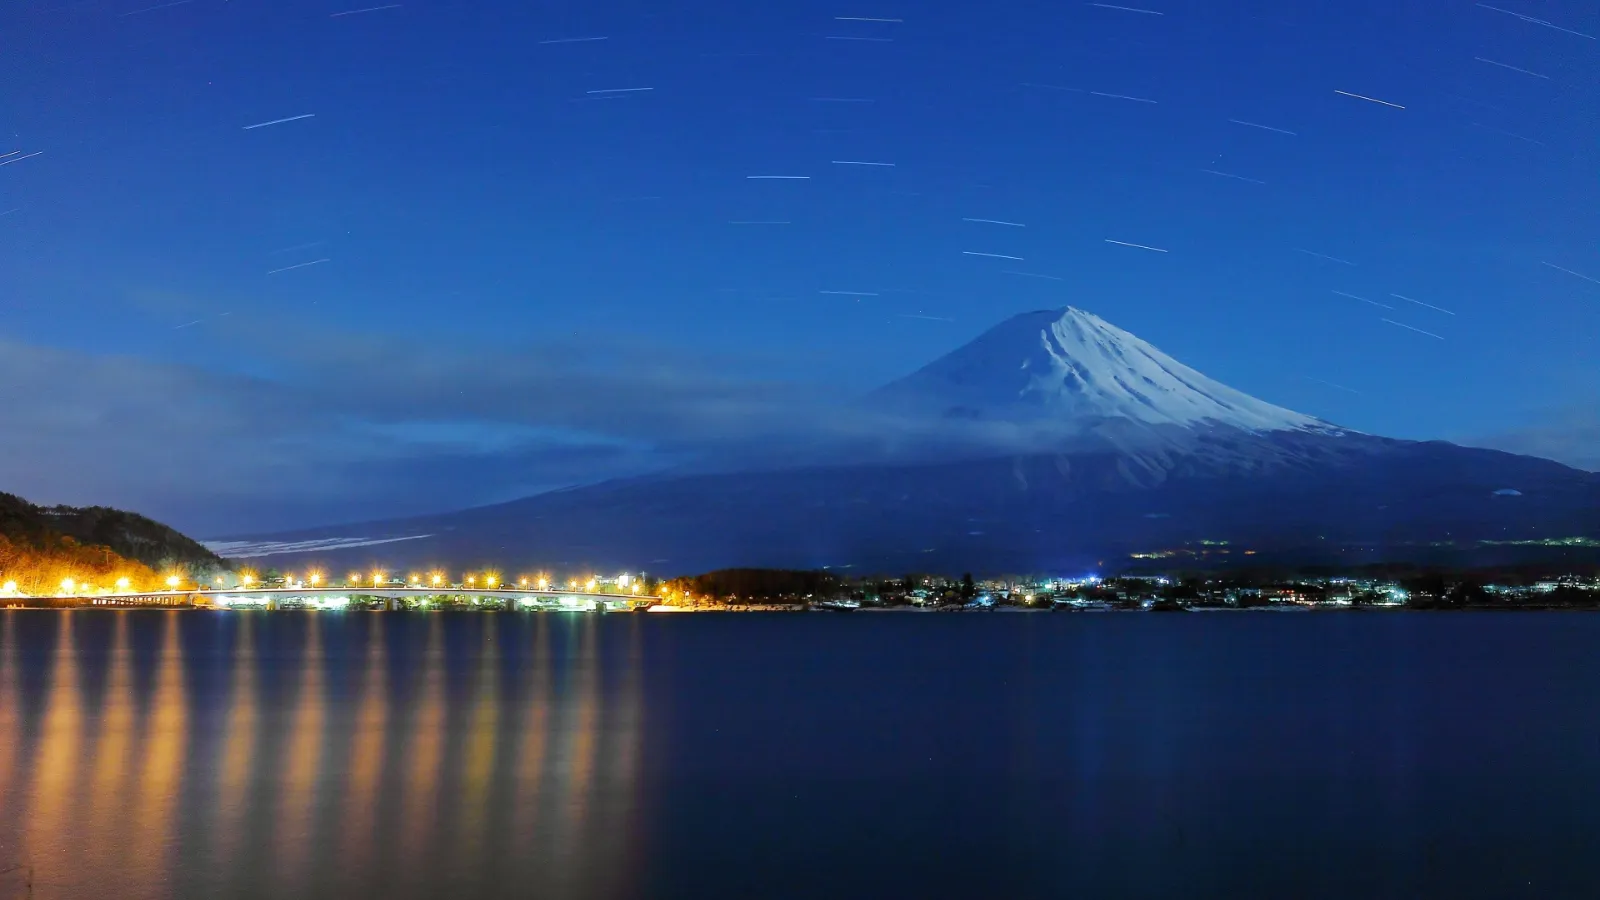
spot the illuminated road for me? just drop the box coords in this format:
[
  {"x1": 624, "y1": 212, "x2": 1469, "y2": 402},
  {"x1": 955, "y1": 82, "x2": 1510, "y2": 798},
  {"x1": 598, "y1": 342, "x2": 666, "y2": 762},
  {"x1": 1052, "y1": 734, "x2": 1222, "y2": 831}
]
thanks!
[{"x1": 14, "y1": 587, "x2": 651, "y2": 610}]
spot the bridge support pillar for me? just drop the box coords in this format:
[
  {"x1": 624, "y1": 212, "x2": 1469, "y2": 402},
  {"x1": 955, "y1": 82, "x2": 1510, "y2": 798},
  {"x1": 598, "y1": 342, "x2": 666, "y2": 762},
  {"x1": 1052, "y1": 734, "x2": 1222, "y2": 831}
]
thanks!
[
  {"x1": 266, "y1": 597, "x2": 278, "y2": 611},
  {"x1": 386, "y1": 596, "x2": 398, "y2": 612}
]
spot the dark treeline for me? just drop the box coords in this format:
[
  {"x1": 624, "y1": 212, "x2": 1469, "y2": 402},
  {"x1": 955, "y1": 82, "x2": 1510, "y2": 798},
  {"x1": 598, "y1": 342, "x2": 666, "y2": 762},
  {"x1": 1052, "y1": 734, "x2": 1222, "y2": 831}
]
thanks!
[
  {"x1": 42, "y1": 502, "x2": 226, "y2": 573},
  {"x1": 664, "y1": 568, "x2": 843, "y2": 601},
  {"x1": 0, "y1": 491, "x2": 228, "y2": 594}
]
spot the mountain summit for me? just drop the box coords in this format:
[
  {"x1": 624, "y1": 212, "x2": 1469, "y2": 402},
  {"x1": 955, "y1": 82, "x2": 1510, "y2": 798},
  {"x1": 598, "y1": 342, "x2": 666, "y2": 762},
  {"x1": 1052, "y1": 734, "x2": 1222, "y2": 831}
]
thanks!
[
  {"x1": 224, "y1": 307, "x2": 1600, "y2": 574},
  {"x1": 876, "y1": 306, "x2": 1333, "y2": 435}
]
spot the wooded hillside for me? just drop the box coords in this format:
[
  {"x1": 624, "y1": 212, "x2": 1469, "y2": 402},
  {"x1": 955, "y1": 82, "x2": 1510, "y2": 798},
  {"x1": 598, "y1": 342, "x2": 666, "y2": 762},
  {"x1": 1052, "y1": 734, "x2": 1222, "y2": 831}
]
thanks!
[{"x1": 0, "y1": 492, "x2": 228, "y2": 594}]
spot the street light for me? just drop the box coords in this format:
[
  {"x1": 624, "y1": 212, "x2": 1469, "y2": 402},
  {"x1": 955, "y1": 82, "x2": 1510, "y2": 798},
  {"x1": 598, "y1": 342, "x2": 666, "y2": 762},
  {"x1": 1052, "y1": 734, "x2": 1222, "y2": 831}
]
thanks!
[
  {"x1": 372, "y1": 572, "x2": 383, "y2": 587},
  {"x1": 166, "y1": 575, "x2": 181, "y2": 589},
  {"x1": 61, "y1": 578, "x2": 77, "y2": 594},
  {"x1": 486, "y1": 575, "x2": 498, "y2": 588},
  {"x1": 241, "y1": 574, "x2": 254, "y2": 586},
  {"x1": 1, "y1": 581, "x2": 15, "y2": 594},
  {"x1": 116, "y1": 576, "x2": 130, "y2": 591},
  {"x1": 537, "y1": 576, "x2": 549, "y2": 590},
  {"x1": 309, "y1": 572, "x2": 322, "y2": 585},
  {"x1": 432, "y1": 573, "x2": 443, "y2": 587},
  {"x1": 467, "y1": 576, "x2": 476, "y2": 586},
  {"x1": 520, "y1": 577, "x2": 529, "y2": 588}
]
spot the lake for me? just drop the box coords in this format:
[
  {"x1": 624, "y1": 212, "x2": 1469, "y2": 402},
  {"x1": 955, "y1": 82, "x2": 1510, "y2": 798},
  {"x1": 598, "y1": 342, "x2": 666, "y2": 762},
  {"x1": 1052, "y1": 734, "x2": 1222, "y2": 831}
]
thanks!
[{"x1": 0, "y1": 610, "x2": 1596, "y2": 899}]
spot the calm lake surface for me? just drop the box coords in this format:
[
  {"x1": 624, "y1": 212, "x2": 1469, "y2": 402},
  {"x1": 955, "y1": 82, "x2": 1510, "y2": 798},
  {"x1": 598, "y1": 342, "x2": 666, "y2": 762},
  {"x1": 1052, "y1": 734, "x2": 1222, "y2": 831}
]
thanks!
[{"x1": 0, "y1": 610, "x2": 1596, "y2": 899}]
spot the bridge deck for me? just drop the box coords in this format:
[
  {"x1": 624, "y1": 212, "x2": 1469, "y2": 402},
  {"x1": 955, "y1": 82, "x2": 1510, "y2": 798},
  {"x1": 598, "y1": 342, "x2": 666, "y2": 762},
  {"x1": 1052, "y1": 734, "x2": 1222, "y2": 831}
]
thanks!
[{"x1": 8, "y1": 588, "x2": 651, "y2": 605}]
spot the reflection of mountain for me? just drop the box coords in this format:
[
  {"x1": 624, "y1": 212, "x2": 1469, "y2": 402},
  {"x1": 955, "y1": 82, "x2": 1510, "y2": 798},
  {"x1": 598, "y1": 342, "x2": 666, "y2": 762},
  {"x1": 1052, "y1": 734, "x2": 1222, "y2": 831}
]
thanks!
[{"x1": 233, "y1": 307, "x2": 1600, "y2": 574}]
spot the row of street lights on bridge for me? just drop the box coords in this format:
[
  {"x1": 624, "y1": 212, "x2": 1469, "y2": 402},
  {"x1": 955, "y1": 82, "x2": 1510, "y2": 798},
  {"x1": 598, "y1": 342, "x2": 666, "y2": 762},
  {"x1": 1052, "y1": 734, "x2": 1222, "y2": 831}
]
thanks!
[
  {"x1": 235, "y1": 571, "x2": 634, "y2": 594},
  {"x1": 4, "y1": 571, "x2": 638, "y2": 598}
]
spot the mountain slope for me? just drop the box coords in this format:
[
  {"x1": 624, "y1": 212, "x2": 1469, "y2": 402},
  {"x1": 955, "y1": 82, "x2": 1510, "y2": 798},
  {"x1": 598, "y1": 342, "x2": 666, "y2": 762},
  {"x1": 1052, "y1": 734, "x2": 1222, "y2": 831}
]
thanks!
[
  {"x1": 221, "y1": 435, "x2": 1600, "y2": 575},
  {"x1": 223, "y1": 307, "x2": 1600, "y2": 574},
  {"x1": 874, "y1": 307, "x2": 1335, "y2": 434}
]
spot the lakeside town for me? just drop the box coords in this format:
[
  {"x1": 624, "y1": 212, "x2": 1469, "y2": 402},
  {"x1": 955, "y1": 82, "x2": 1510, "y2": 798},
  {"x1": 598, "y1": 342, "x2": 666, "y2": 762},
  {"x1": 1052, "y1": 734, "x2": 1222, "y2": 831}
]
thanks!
[
  {"x1": 5, "y1": 491, "x2": 1598, "y2": 613},
  {"x1": 4, "y1": 564, "x2": 1599, "y2": 612},
  {"x1": 647, "y1": 569, "x2": 1600, "y2": 612}
]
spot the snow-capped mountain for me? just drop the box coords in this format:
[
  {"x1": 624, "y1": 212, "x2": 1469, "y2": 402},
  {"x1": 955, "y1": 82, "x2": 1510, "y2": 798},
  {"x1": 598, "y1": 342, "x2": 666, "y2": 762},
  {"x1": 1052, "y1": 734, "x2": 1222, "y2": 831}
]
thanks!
[
  {"x1": 860, "y1": 306, "x2": 1369, "y2": 489},
  {"x1": 876, "y1": 305, "x2": 1337, "y2": 432},
  {"x1": 875, "y1": 307, "x2": 1335, "y2": 435},
  {"x1": 224, "y1": 306, "x2": 1600, "y2": 574}
]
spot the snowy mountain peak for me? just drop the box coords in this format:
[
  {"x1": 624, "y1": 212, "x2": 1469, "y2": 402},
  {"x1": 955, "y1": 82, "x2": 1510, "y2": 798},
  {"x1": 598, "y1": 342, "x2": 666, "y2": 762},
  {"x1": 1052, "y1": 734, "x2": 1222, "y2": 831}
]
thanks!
[{"x1": 876, "y1": 306, "x2": 1335, "y2": 434}]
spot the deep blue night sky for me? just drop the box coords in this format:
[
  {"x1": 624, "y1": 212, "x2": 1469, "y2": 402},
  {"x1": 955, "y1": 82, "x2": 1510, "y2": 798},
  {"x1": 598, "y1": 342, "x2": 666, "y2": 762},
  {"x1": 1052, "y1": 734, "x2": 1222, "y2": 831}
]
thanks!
[{"x1": 2, "y1": 0, "x2": 1596, "y2": 533}]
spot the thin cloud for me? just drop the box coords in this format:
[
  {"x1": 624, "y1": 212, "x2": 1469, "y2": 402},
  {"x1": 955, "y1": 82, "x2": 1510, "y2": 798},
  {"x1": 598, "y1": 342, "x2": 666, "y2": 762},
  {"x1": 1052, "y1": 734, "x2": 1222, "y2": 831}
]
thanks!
[
  {"x1": 0, "y1": 322, "x2": 1031, "y2": 533},
  {"x1": 1467, "y1": 402, "x2": 1600, "y2": 472}
]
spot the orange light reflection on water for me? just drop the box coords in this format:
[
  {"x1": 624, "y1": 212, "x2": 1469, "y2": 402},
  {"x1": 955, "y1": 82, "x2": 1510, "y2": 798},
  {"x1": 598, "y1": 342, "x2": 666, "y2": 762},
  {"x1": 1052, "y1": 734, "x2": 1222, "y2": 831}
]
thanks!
[
  {"x1": 27, "y1": 612, "x2": 85, "y2": 866},
  {"x1": 131, "y1": 611, "x2": 188, "y2": 892},
  {"x1": 86, "y1": 613, "x2": 137, "y2": 875},
  {"x1": 454, "y1": 615, "x2": 500, "y2": 869},
  {"x1": 0, "y1": 612, "x2": 648, "y2": 898},
  {"x1": 511, "y1": 614, "x2": 552, "y2": 848},
  {"x1": 336, "y1": 613, "x2": 389, "y2": 887},
  {"x1": 215, "y1": 610, "x2": 258, "y2": 868},
  {"x1": 0, "y1": 613, "x2": 17, "y2": 820},
  {"x1": 275, "y1": 613, "x2": 326, "y2": 891},
  {"x1": 399, "y1": 615, "x2": 447, "y2": 866}
]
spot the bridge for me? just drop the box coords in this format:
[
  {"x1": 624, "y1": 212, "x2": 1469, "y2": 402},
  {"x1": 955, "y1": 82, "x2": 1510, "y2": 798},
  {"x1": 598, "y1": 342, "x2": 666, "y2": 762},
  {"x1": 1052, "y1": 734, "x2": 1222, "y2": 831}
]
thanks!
[{"x1": 8, "y1": 587, "x2": 655, "y2": 611}]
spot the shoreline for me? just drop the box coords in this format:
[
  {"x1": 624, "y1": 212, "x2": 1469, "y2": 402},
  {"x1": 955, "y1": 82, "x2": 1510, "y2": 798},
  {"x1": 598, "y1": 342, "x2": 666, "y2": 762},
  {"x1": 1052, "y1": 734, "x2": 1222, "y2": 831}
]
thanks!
[{"x1": 3, "y1": 602, "x2": 1596, "y2": 613}]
